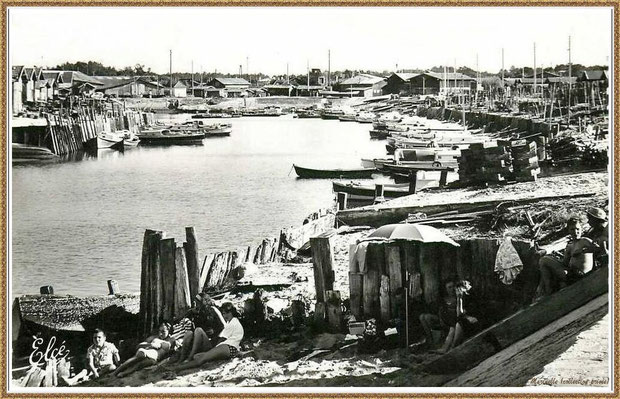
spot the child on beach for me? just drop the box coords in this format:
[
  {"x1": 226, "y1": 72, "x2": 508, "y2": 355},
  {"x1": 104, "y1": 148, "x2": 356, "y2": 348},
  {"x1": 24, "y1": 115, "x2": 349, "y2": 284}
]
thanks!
[
  {"x1": 113, "y1": 322, "x2": 176, "y2": 378},
  {"x1": 86, "y1": 329, "x2": 120, "y2": 378}
]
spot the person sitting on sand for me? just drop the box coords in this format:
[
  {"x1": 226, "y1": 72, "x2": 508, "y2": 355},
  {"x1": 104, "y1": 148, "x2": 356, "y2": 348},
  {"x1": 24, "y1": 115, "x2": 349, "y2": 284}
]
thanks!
[
  {"x1": 538, "y1": 216, "x2": 603, "y2": 296},
  {"x1": 113, "y1": 322, "x2": 175, "y2": 378},
  {"x1": 166, "y1": 293, "x2": 225, "y2": 365},
  {"x1": 418, "y1": 279, "x2": 477, "y2": 354},
  {"x1": 583, "y1": 207, "x2": 609, "y2": 267},
  {"x1": 167, "y1": 302, "x2": 243, "y2": 372},
  {"x1": 86, "y1": 329, "x2": 120, "y2": 378}
]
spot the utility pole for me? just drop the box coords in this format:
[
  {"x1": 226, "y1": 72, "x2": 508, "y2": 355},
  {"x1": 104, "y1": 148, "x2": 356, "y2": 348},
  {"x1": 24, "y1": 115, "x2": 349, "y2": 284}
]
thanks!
[
  {"x1": 191, "y1": 60, "x2": 194, "y2": 97},
  {"x1": 568, "y1": 35, "x2": 572, "y2": 122},
  {"x1": 246, "y1": 56, "x2": 249, "y2": 85},
  {"x1": 475, "y1": 53, "x2": 479, "y2": 105},
  {"x1": 169, "y1": 50, "x2": 172, "y2": 97},
  {"x1": 307, "y1": 60, "x2": 310, "y2": 95},
  {"x1": 286, "y1": 62, "x2": 289, "y2": 84}
]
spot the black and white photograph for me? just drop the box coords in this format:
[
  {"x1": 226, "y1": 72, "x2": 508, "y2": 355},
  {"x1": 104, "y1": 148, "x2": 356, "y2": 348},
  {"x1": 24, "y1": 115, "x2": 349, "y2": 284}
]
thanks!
[{"x1": 6, "y1": 5, "x2": 615, "y2": 394}]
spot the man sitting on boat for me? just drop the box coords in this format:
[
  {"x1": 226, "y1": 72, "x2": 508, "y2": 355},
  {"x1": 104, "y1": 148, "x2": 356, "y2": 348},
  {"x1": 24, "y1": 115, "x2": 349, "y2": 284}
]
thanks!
[{"x1": 538, "y1": 215, "x2": 606, "y2": 296}]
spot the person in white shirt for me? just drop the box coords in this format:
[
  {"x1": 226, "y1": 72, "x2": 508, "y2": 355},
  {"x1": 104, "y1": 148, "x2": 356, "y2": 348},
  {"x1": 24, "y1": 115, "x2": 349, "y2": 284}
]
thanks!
[{"x1": 170, "y1": 302, "x2": 244, "y2": 372}]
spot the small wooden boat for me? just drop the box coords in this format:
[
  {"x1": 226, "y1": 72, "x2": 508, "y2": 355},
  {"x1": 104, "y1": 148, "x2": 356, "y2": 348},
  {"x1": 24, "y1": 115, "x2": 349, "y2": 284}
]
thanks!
[
  {"x1": 338, "y1": 114, "x2": 358, "y2": 122},
  {"x1": 293, "y1": 164, "x2": 377, "y2": 179},
  {"x1": 370, "y1": 130, "x2": 390, "y2": 139},
  {"x1": 97, "y1": 132, "x2": 125, "y2": 150},
  {"x1": 296, "y1": 109, "x2": 321, "y2": 118},
  {"x1": 320, "y1": 109, "x2": 345, "y2": 120},
  {"x1": 138, "y1": 129, "x2": 205, "y2": 145},
  {"x1": 332, "y1": 181, "x2": 412, "y2": 201},
  {"x1": 382, "y1": 162, "x2": 457, "y2": 174},
  {"x1": 204, "y1": 123, "x2": 232, "y2": 137}
]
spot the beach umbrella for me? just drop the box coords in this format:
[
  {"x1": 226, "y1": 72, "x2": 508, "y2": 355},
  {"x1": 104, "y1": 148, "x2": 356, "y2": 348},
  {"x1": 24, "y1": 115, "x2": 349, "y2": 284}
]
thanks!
[{"x1": 367, "y1": 223, "x2": 460, "y2": 247}]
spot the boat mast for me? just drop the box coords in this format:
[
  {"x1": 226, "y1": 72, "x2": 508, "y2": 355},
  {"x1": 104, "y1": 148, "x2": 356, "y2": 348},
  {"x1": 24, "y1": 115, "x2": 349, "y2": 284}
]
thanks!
[
  {"x1": 568, "y1": 35, "x2": 572, "y2": 122},
  {"x1": 533, "y1": 42, "x2": 537, "y2": 95},
  {"x1": 191, "y1": 60, "x2": 194, "y2": 97},
  {"x1": 307, "y1": 60, "x2": 310, "y2": 94},
  {"x1": 169, "y1": 50, "x2": 173, "y2": 97}
]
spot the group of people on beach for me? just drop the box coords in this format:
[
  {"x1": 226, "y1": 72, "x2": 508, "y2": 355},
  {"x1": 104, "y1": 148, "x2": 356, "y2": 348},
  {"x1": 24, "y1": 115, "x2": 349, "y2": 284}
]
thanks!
[
  {"x1": 84, "y1": 294, "x2": 244, "y2": 380},
  {"x1": 82, "y1": 207, "x2": 608, "y2": 378}
]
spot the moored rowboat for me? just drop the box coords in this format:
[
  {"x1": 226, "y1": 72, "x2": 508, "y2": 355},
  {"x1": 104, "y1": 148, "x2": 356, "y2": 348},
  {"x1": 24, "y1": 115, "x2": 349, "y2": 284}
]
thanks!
[{"x1": 293, "y1": 164, "x2": 377, "y2": 179}]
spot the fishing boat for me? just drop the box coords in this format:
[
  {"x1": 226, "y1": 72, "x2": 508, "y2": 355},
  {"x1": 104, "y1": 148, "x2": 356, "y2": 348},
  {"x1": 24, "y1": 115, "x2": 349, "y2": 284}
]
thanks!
[
  {"x1": 296, "y1": 109, "x2": 321, "y2": 118},
  {"x1": 204, "y1": 123, "x2": 232, "y2": 137},
  {"x1": 369, "y1": 130, "x2": 391, "y2": 139},
  {"x1": 97, "y1": 132, "x2": 125, "y2": 150},
  {"x1": 293, "y1": 164, "x2": 377, "y2": 179},
  {"x1": 138, "y1": 128, "x2": 205, "y2": 145},
  {"x1": 320, "y1": 109, "x2": 345, "y2": 120},
  {"x1": 355, "y1": 112, "x2": 376, "y2": 124},
  {"x1": 338, "y1": 113, "x2": 358, "y2": 122}
]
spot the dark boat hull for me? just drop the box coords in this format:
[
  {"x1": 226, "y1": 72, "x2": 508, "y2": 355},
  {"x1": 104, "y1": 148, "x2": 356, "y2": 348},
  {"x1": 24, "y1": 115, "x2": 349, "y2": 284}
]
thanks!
[
  {"x1": 138, "y1": 133, "x2": 205, "y2": 146},
  {"x1": 293, "y1": 164, "x2": 376, "y2": 179},
  {"x1": 332, "y1": 181, "x2": 410, "y2": 200}
]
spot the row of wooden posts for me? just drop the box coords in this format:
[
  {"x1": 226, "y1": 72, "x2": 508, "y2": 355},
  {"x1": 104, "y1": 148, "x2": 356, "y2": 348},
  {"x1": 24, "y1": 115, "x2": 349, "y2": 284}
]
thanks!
[
  {"x1": 139, "y1": 214, "x2": 335, "y2": 335},
  {"x1": 44, "y1": 106, "x2": 155, "y2": 155}
]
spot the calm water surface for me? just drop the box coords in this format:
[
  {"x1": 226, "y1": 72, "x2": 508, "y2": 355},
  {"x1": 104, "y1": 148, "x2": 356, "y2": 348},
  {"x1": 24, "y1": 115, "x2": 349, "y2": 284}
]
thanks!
[{"x1": 11, "y1": 115, "x2": 389, "y2": 297}]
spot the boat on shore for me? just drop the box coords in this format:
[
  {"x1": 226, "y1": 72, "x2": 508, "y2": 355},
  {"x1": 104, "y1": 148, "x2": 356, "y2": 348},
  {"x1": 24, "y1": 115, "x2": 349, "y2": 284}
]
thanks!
[
  {"x1": 138, "y1": 128, "x2": 205, "y2": 145},
  {"x1": 338, "y1": 113, "x2": 358, "y2": 122},
  {"x1": 332, "y1": 181, "x2": 411, "y2": 201},
  {"x1": 296, "y1": 109, "x2": 321, "y2": 118},
  {"x1": 293, "y1": 164, "x2": 377, "y2": 179}
]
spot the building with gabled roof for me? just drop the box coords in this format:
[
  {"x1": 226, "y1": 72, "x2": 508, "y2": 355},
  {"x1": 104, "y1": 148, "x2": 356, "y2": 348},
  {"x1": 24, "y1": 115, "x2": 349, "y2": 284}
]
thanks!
[
  {"x1": 407, "y1": 71, "x2": 477, "y2": 95},
  {"x1": 335, "y1": 73, "x2": 386, "y2": 97},
  {"x1": 384, "y1": 72, "x2": 421, "y2": 95},
  {"x1": 206, "y1": 77, "x2": 251, "y2": 97}
]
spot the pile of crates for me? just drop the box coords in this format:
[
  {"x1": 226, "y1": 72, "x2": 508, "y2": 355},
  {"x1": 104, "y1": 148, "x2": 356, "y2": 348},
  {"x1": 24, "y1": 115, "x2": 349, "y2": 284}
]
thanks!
[{"x1": 457, "y1": 139, "x2": 541, "y2": 186}]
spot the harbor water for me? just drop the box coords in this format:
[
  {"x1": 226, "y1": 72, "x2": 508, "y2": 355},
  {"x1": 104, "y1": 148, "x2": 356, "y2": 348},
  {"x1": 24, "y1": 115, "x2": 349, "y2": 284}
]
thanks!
[{"x1": 11, "y1": 115, "x2": 388, "y2": 297}]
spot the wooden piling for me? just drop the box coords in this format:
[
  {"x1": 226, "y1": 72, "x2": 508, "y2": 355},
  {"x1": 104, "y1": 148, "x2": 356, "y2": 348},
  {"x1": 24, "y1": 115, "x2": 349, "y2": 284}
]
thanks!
[
  {"x1": 380, "y1": 275, "x2": 391, "y2": 323},
  {"x1": 107, "y1": 280, "x2": 119, "y2": 295},
  {"x1": 337, "y1": 192, "x2": 348, "y2": 211},
  {"x1": 373, "y1": 184, "x2": 385, "y2": 204},
  {"x1": 408, "y1": 171, "x2": 418, "y2": 194},
  {"x1": 310, "y1": 235, "x2": 335, "y2": 303},
  {"x1": 349, "y1": 272, "x2": 364, "y2": 319},
  {"x1": 385, "y1": 243, "x2": 402, "y2": 317},
  {"x1": 174, "y1": 247, "x2": 191, "y2": 317},
  {"x1": 183, "y1": 227, "x2": 200, "y2": 301}
]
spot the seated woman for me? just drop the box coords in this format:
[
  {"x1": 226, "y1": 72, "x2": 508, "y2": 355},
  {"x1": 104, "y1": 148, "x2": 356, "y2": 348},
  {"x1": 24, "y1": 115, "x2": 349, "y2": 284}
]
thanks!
[
  {"x1": 168, "y1": 302, "x2": 243, "y2": 372},
  {"x1": 165, "y1": 293, "x2": 225, "y2": 365},
  {"x1": 539, "y1": 217, "x2": 602, "y2": 296},
  {"x1": 418, "y1": 279, "x2": 477, "y2": 353},
  {"x1": 113, "y1": 322, "x2": 175, "y2": 378},
  {"x1": 86, "y1": 328, "x2": 120, "y2": 378}
]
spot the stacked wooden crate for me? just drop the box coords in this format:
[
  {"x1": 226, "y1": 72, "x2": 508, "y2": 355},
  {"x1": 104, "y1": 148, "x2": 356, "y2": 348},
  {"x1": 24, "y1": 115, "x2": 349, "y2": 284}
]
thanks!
[
  {"x1": 510, "y1": 140, "x2": 540, "y2": 182},
  {"x1": 457, "y1": 141, "x2": 512, "y2": 185}
]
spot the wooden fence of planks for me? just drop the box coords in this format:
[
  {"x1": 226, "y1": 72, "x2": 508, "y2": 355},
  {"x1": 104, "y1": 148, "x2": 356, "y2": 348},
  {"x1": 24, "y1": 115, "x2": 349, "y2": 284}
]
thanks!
[
  {"x1": 44, "y1": 107, "x2": 155, "y2": 155},
  {"x1": 343, "y1": 238, "x2": 538, "y2": 326}
]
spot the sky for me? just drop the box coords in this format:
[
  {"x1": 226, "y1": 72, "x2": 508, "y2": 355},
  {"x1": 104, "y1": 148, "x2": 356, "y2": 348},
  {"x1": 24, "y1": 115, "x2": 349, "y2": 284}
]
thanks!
[{"x1": 8, "y1": 7, "x2": 613, "y2": 75}]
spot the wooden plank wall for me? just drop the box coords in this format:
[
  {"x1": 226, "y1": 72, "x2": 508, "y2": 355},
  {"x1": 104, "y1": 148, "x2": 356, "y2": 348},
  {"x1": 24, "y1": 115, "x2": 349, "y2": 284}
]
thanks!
[
  {"x1": 350, "y1": 238, "x2": 537, "y2": 325},
  {"x1": 45, "y1": 107, "x2": 154, "y2": 155},
  {"x1": 139, "y1": 229, "x2": 194, "y2": 337}
]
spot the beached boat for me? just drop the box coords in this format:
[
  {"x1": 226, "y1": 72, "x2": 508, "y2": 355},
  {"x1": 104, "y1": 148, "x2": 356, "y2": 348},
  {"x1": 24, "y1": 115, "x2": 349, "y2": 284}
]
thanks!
[
  {"x1": 293, "y1": 164, "x2": 377, "y2": 179},
  {"x1": 332, "y1": 181, "x2": 412, "y2": 201},
  {"x1": 138, "y1": 128, "x2": 205, "y2": 145}
]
